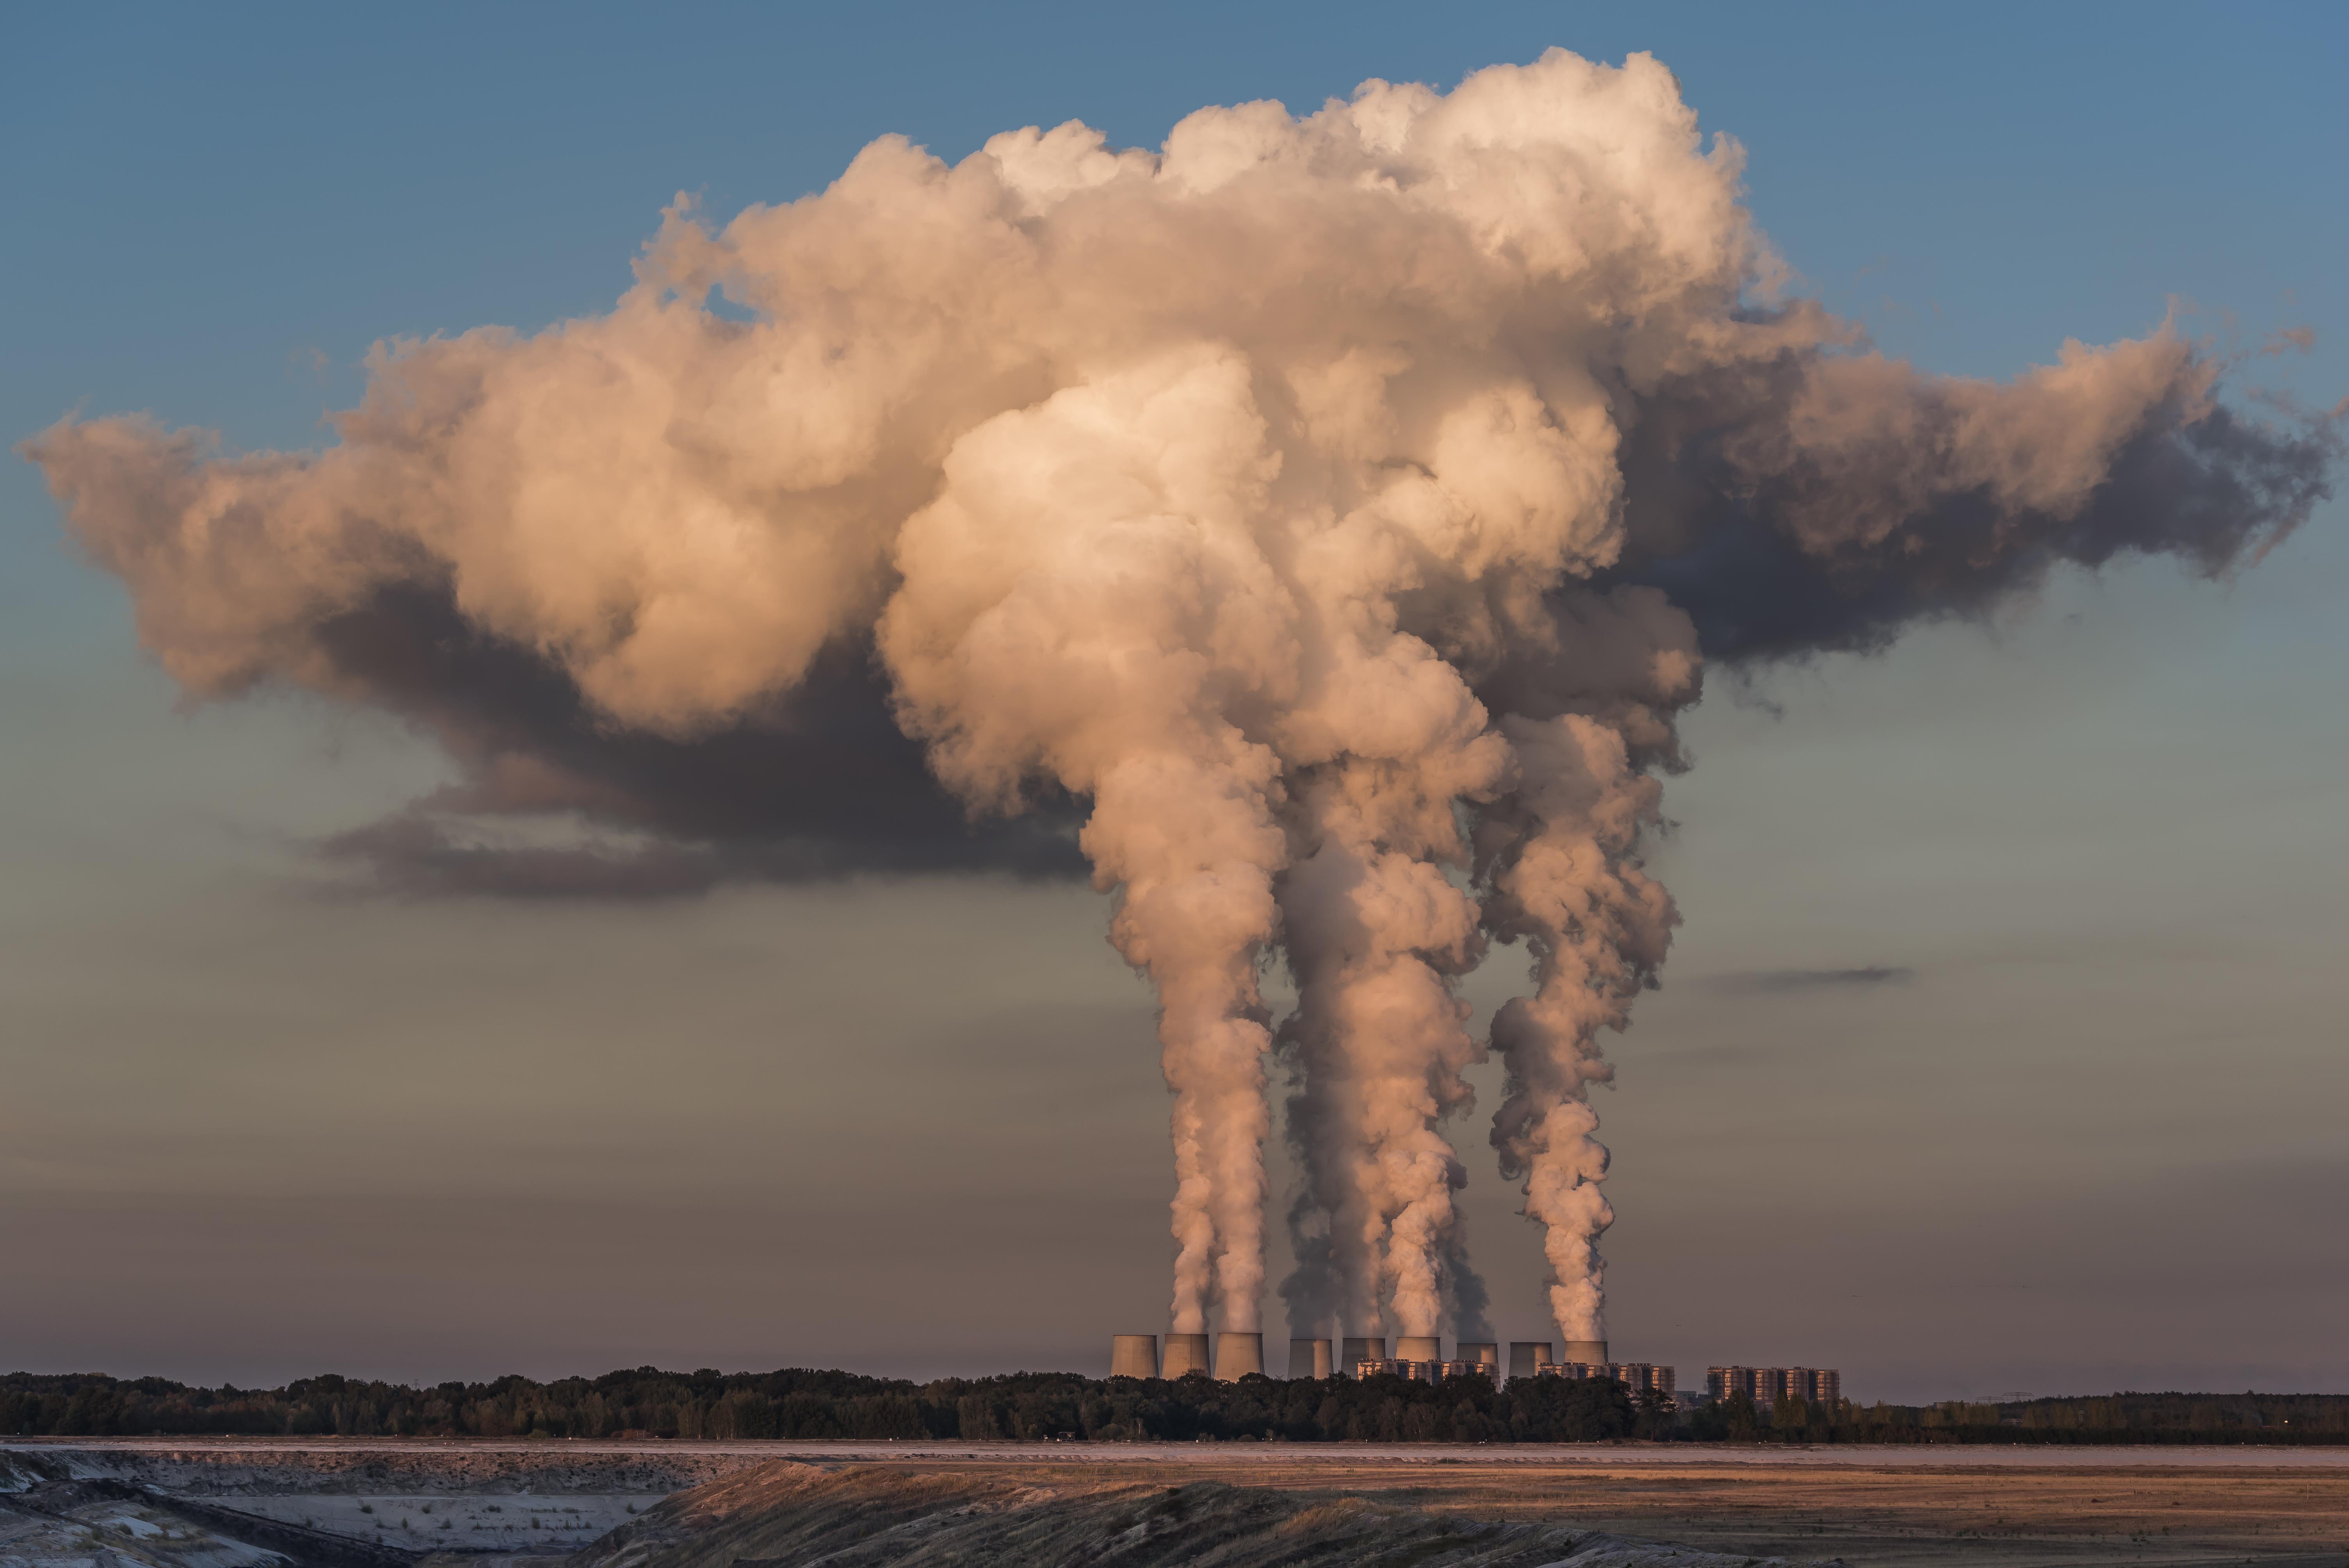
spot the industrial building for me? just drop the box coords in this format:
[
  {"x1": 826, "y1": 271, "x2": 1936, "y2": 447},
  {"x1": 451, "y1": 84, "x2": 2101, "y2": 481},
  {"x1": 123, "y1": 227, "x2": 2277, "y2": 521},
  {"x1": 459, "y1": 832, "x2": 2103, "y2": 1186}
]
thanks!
[
  {"x1": 1344, "y1": 1357, "x2": 1495, "y2": 1384},
  {"x1": 1538, "y1": 1360, "x2": 1675, "y2": 1397},
  {"x1": 1705, "y1": 1366, "x2": 1841, "y2": 1406},
  {"x1": 1112, "y1": 1330, "x2": 1833, "y2": 1407},
  {"x1": 1110, "y1": 1334, "x2": 1158, "y2": 1379}
]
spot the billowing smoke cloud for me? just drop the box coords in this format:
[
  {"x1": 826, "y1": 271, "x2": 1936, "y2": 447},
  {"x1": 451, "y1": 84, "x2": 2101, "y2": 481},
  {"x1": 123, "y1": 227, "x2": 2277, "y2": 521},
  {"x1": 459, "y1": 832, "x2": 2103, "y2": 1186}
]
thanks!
[{"x1": 27, "y1": 50, "x2": 2335, "y2": 1347}]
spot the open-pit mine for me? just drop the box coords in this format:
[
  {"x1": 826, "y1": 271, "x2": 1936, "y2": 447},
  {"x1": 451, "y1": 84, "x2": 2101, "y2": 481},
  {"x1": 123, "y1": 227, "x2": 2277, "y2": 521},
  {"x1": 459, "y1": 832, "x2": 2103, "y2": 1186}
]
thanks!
[{"x1": 8, "y1": 1440, "x2": 2349, "y2": 1568}]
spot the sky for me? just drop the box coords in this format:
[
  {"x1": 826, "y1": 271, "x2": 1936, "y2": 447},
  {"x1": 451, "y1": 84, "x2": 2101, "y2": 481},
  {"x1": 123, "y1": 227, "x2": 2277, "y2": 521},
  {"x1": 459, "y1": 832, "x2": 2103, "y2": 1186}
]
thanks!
[{"x1": 4, "y1": 1, "x2": 2344, "y2": 1404}]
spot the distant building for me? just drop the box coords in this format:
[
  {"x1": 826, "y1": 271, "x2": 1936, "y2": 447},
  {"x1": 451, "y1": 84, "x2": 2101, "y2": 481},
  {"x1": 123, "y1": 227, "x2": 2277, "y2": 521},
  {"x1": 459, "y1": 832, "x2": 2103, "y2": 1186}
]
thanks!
[
  {"x1": 1442, "y1": 1360, "x2": 1497, "y2": 1384},
  {"x1": 1612, "y1": 1363, "x2": 1676, "y2": 1397},
  {"x1": 1537, "y1": 1361, "x2": 1675, "y2": 1397},
  {"x1": 1706, "y1": 1366, "x2": 1758, "y2": 1403},
  {"x1": 1707, "y1": 1365, "x2": 1839, "y2": 1408}
]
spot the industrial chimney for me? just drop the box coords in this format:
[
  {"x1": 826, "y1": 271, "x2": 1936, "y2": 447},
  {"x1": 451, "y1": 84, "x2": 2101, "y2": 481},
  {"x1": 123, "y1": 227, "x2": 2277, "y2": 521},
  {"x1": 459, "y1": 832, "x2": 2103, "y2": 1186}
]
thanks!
[
  {"x1": 1508, "y1": 1341, "x2": 1554, "y2": 1380},
  {"x1": 1162, "y1": 1332, "x2": 1212, "y2": 1378},
  {"x1": 1394, "y1": 1335, "x2": 1442, "y2": 1365},
  {"x1": 1109, "y1": 1334, "x2": 1158, "y2": 1379},
  {"x1": 1288, "y1": 1337, "x2": 1333, "y2": 1379},
  {"x1": 1215, "y1": 1331, "x2": 1264, "y2": 1381},
  {"x1": 1458, "y1": 1341, "x2": 1499, "y2": 1370},
  {"x1": 1561, "y1": 1339, "x2": 1608, "y2": 1367},
  {"x1": 1340, "y1": 1335, "x2": 1386, "y2": 1375}
]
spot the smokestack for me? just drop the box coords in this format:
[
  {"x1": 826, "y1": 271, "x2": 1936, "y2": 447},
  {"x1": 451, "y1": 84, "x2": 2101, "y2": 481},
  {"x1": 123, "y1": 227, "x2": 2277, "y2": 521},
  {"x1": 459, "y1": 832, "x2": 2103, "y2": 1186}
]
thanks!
[
  {"x1": 1215, "y1": 1331, "x2": 1264, "y2": 1381},
  {"x1": 1341, "y1": 1335, "x2": 1386, "y2": 1374},
  {"x1": 1508, "y1": 1341, "x2": 1554, "y2": 1379},
  {"x1": 1561, "y1": 1339, "x2": 1608, "y2": 1366},
  {"x1": 1288, "y1": 1337, "x2": 1333, "y2": 1379},
  {"x1": 1162, "y1": 1332, "x2": 1211, "y2": 1378},
  {"x1": 1458, "y1": 1341, "x2": 1498, "y2": 1369},
  {"x1": 1394, "y1": 1335, "x2": 1442, "y2": 1364},
  {"x1": 1109, "y1": 1334, "x2": 1158, "y2": 1379}
]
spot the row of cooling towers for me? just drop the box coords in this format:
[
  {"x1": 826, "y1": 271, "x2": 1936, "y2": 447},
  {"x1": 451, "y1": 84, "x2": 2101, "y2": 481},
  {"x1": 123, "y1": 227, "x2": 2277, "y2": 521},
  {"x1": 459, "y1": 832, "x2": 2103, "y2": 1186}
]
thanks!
[{"x1": 1109, "y1": 1333, "x2": 1611, "y2": 1381}]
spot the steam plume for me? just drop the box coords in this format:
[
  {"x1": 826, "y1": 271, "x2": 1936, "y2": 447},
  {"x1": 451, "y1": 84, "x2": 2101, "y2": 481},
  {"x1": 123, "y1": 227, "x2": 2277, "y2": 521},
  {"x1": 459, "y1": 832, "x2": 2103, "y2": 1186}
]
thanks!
[{"x1": 27, "y1": 50, "x2": 2335, "y2": 1345}]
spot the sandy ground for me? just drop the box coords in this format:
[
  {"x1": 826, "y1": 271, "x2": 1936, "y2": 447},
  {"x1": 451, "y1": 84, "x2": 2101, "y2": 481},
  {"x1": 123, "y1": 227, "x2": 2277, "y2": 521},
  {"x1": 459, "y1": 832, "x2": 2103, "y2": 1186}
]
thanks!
[
  {"x1": 9, "y1": 1440, "x2": 2349, "y2": 1566},
  {"x1": 792, "y1": 1452, "x2": 2349, "y2": 1567}
]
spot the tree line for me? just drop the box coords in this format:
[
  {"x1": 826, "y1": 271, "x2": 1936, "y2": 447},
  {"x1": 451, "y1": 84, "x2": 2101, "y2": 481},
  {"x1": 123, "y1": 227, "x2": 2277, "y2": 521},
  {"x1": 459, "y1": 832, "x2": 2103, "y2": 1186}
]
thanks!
[{"x1": 5, "y1": 1368, "x2": 2344, "y2": 1444}]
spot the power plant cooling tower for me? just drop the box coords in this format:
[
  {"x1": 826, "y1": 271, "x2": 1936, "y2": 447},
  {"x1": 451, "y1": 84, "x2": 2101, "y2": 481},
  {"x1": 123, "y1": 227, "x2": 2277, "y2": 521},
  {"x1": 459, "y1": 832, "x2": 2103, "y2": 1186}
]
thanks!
[
  {"x1": 1162, "y1": 1332, "x2": 1212, "y2": 1378},
  {"x1": 1395, "y1": 1335, "x2": 1442, "y2": 1363},
  {"x1": 1109, "y1": 1334, "x2": 1158, "y2": 1379},
  {"x1": 1561, "y1": 1339, "x2": 1608, "y2": 1366},
  {"x1": 1341, "y1": 1336, "x2": 1387, "y2": 1372},
  {"x1": 1458, "y1": 1341, "x2": 1499, "y2": 1369},
  {"x1": 1289, "y1": 1337, "x2": 1333, "y2": 1379},
  {"x1": 1214, "y1": 1331, "x2": 1264, "y2": 1381},
  {"x1": 1508, "y1": 1341, "x2": 1554, "y2": 1379}
]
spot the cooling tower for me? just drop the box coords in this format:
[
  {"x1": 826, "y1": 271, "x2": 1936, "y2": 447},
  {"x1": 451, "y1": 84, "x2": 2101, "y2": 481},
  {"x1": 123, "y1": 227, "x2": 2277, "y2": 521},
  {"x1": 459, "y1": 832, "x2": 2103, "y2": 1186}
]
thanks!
[
  {"x1": 1458, "y1": 1341, "x2": 1499, "y2": 1368},
  {"x1": 1341, "y1": 1335, "x2": 1386, "y2": 1372},
  {"x1": 1215, "y1": 1331, "x2": 1264, "y2": 1381},
  {"x1": 1289, "y1": 1337, "x2": 1333, "y2": 1379},
  {"x1": 1395, "y1": 1335, "x2": 1442, "y2": 1363},
  {"x1": 1162, "y1": 1332, "x2": 1212, "y2": 1378},
  {"x1": 1561, "y1": 1339, "x2": 1608, "y2": 1366},
  {"x1": 1109, "y1": 1334, "x2": 1158, "y2": 1379},
  {"x1": 1508, "y1": 1341, "x2": 1554, "y2": 1379}
]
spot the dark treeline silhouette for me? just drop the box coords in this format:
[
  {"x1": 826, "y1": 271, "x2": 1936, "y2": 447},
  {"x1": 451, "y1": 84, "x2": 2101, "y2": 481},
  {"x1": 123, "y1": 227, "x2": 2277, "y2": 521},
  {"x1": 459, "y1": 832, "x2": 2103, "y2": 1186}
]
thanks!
[{"x1": 5, "y1": 1369, "x2": 2346, "y2": 1444}]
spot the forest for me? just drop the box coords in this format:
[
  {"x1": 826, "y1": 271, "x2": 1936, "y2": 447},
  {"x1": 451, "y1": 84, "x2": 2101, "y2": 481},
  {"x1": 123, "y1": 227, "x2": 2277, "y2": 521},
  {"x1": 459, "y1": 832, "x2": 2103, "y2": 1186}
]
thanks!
[{"x1": 7, "y1": 1368, "x2": 2345, "y2": 1445}]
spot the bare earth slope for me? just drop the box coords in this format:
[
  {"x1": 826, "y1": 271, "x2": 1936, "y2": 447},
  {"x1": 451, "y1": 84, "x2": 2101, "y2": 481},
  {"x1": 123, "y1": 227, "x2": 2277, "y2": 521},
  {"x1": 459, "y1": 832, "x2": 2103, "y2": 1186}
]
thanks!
[
  {"x1": 571, "y1": 1459, "x2": 1832, "y2": 1568},
  {"x1": 13, "y1": 1443, "x2": 2349, "y2": 1568}
]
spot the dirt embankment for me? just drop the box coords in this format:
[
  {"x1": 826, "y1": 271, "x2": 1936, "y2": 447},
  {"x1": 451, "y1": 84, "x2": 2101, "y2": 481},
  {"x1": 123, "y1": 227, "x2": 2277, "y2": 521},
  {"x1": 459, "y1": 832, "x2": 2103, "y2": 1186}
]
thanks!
[
  {"x1": 571, "y1": 1452, "x2": 2349, "y2": 1568},
  {"x1": 568, "y1": 1459, "x2": 1836, "y2": 1568}
]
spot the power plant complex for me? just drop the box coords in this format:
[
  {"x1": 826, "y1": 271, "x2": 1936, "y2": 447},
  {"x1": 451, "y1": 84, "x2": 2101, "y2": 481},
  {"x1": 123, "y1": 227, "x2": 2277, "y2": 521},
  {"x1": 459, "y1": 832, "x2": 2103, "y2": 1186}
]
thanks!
[{"x1": 1107, "y1": 1334, "x2": 1837, "y2": 1408}]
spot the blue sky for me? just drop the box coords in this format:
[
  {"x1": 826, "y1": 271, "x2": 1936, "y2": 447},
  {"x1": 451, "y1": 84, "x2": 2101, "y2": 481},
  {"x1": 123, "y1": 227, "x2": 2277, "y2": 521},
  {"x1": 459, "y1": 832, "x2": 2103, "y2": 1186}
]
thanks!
[{"x1": 4, "y1": 2, "x2": 2344, "y2": 1399}]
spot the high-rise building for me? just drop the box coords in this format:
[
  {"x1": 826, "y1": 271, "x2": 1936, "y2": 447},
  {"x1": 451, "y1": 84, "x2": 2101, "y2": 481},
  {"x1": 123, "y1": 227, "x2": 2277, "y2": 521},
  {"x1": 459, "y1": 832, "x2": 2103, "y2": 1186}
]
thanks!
[
  {"x1": 1706, "y1": 1365, "x2": 1839, "y2": 1408},
  {"x1": 1610, "y1": 1363, "x2": 1676, "y2": 1397}
]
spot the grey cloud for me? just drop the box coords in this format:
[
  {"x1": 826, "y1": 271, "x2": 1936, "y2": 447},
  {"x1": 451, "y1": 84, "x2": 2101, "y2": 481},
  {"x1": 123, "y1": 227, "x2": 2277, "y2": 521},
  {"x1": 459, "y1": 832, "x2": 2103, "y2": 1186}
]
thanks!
[
  {"x1": 319, "y1": 810, "x2": 1084, "y2": 900},
  {"x1": 1698, "y1": 964, "x2": 1917, "y2": 995},
  {"x1": 1607, "y1": 339, "x2": 2341, "y2": 664},
  {"x1": 302, "y1": 580, "x2": 1087, "y2": 894}
]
